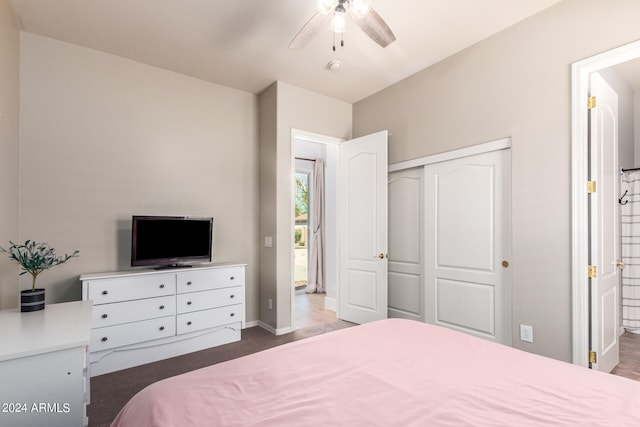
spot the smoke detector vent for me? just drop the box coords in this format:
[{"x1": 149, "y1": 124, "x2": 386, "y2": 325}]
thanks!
[{"x1": 327, "y1": 60, "x2": 342, "y2": 71}]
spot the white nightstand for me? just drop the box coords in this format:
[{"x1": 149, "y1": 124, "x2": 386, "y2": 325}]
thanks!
[{"x1": 0, "y1": 300, "x2": 92, "y2": 427}]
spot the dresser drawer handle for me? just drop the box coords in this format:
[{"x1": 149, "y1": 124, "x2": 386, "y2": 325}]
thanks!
[
  {"x1": 230, "y1": 276, "x2": 235, "y2": 280},
  {"x1": 187, "y1": 301, "x2": 192, "y2": 305},
  {"x1": 102, "y1": 290, "x2": 108, "y2": 295},
  {"x1": 101, "y1": 337, "x2": 108, "y2": 342},
  {"x1": 187, "y1": 321, "x2": 192, "y2": 326},
  {"x1": 230, "y1": 312, "x2": 235, "y2": 317},
  {"x1": 159, "y1": 284, "x2": 165, "y2": 289},
  {"x1": 101, "y1": 313, "x2": 108, "y2": 319},
  {"x1": 159, "y1": 326, "x2": 165, "y2": 331},
  {"x1": 187, "y1": 281, "x2": 192, "y2": 286},
  {"x1": 159, "y1": 305, "x2": 165, "y2": 310}
]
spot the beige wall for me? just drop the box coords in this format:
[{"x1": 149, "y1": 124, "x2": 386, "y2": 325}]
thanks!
[
  {"x1": 0, "y1": 0, "x2": 20, "y2": 309},
  {"x1": 19, "y1": 33, "x2": 260, "y2": 322},
  {"x1": 258, "y1": 81, "x2": 351, "y2": 331},
  {"x1": 353, "y1": 0, "x2": 640, "y2": 361}
]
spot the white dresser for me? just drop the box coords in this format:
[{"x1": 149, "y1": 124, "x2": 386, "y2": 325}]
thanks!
[
  {"x1": 0, "y1": 301, "x2": 92, "y2": 427},
  {"x1": 81, "y1": 263, "x2": 245, "y2": 377}
]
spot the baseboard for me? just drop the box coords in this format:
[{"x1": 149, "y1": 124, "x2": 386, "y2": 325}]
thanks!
[
  {"x1": 257, "y1": 321, "x2": 293, "y2": 336},
  {"x1": 244, "y1": 320, "x2": 259, "y2": 328},
  {"x1": 257, "y1": 321, "x2": 276, "y2": 334},
  {"x1": 324, "y1": 296, "x2": 336, "y2": 312}
]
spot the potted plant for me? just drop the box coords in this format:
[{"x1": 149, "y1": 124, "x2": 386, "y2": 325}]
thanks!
[{"x1": 0, "y1": 240, "x2": 79, "y2": 312}]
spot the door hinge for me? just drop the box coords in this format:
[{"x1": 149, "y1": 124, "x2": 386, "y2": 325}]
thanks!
[
  {"x1": 589, "y1": 350, "x2": 597, "y2": 364},
  {"x1": 587, "y1": 180, "x2": 596, "y2": 193},
  {"x1": 588, "y1": 96, "x2": 597, "y2": 109},
  {"x1": 588, "y1": 265, "x2": 597, "y2": 278}
]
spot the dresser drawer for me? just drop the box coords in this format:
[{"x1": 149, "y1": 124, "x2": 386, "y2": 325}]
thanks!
[
  {"x1": 91, "y1": 295, "x2": 176, "y2": 327},
  {"x1": 177, "y1": 267, "x2": 243, "y2": 293},
  {"x1": 90, "y1": 316, "x2": 176, "y2": 351},
  {"x1": 86, "y1": 274, "x2": 176, "y2": 304},
  {"x1": 176, "y1": 305, "x2": 241, "y2": 334},
  {"x1": 176, "y1": 287, "x2": 242, "y2": 314}
]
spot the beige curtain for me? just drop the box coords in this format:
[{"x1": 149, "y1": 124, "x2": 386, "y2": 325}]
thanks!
[{"x1": 306, "y1": 159, "x2": 325, "y2": 293}]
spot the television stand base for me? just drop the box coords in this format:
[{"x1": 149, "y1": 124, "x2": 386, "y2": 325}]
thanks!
[{"x1": 154, "y1": 264, "x2": 193, "y2": 270}]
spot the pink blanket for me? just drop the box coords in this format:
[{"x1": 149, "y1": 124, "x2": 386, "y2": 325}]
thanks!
[{"x1": 112, "y1": 319, "x2": 640, "y2": 426}]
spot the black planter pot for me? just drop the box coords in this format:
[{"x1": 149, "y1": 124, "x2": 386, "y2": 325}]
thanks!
[{"x1": 21, "y1": 288, "x2": 45, "y2": 312}]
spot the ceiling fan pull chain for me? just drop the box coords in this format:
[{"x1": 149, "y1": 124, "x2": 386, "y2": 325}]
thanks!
[{"x1": 332, "y1": 28, "x2": 344, "y2": 51}]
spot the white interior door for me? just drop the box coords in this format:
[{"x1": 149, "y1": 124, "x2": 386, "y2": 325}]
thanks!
[
  {"x1": 589, "y1": 72, "x2": 620, "y2": 373},
  {"x1": 338, "y1": 130, "x2": 388, "y2": 324},
  {"x1": 425, "y1": 148, "x2": 512, "y2": 345}
]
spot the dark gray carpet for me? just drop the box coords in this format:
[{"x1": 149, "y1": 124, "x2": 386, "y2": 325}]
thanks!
[{"x1": 87, "y1": 320, "x2": 354, "y2": 427}]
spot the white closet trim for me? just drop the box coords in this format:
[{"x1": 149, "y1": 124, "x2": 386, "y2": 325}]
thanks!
[{"x1": 389, "y1": 138, "x2": 511, "y2": 172}]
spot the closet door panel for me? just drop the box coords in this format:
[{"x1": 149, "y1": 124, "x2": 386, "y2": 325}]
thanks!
[
  {"x1": 425, "y1": 148, "x2": 511, "y2": 345},
  {"x1": 388, "y1": 168, "x2": 424, "y2": 321}
]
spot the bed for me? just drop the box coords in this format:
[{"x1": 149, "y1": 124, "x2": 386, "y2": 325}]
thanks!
[{"x1": 111, "y1": 318, "x2": 640, "y2": 426}]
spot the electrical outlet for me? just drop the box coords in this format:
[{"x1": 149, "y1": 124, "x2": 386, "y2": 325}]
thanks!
[
  {"x1": 520, "y1": 324, "x2": 533, "y2": 343},
  {"x1": 268, "y1": 298, "x2": 273, "y2": 310}
]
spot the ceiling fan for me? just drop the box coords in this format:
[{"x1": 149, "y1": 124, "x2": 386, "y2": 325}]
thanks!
[{"x1": 289, "y1": 0, "x2": 396, "y2": 51}]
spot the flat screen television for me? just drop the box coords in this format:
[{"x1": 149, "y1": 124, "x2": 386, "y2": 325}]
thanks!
[{"x1": 131, "y1": 215, "x2": 213, "y2": 268}]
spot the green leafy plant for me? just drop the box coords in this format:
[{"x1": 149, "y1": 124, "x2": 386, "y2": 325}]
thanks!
[
  {"x1": 0, "y1": 240, "x2": 79, "y2": 291},
  {"x1": 295, "y1": 175, "x2": 309, "y2": 218}
]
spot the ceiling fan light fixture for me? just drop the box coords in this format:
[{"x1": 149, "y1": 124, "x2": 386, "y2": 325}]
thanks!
[
  {"x1": 349, "y1": 0, "x2": 372, "y2": 19},
  {"x1": 290, "y1": 0, "x2": 393, "y2": 50},
  {"x1": 332, "y1": 9, "x2": 346, "y2": 33},
  {"x1": 316, "y1": 0, "x2": 337, "y2": 15}
]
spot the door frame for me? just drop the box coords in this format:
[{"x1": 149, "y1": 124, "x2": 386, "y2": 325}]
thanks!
[
  {"x1": 571, "y1": 39, "x2": 640, "y2": 367},
  {"x1": 290, "y1": 129, "x2": 343, "y2": 330}
]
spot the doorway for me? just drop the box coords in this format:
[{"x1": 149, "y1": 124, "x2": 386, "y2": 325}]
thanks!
[
  {"x1": 291, "y1": 130, "x2": 340, "y2": 330},
  {"x1": 572, "y1": 39, "x2": 640, "y2": 369},
  {"x1": 294, "y1": 165, "x2": 312, "y2": 291},
  {"x1": 290, "y1": 129, "x2": 389, "y2": 328},
  {"x1": 293, "y1": 159, "x2": 333, "y2": 329}
]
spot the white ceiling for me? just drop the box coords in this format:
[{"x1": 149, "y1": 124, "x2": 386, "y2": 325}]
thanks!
[{"x1": 10, "y1": 0, "x2": 563, "y2": 104}]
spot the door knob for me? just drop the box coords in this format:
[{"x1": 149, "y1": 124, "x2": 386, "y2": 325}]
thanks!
[
  {"x1": 374, "y1": 253, "x2": 386, "y2": 259},
  {"x1": 501, "y1": 260, "x2": 509, "y2": 268},
  {"x1": 614, "y1": 260, "x2": 625, "y2": 269}
]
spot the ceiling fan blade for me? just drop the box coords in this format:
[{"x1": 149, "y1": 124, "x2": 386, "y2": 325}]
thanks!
[
  {"x1": 289, "y1": 12, "x2": 332, "y2": 50},
  {"x1": 349, "y1": 8, "x2": 396, "y2": 48}
]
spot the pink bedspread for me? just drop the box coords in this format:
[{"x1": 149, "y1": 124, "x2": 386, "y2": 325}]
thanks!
[{"x1": 111, "y1": 319, "x2": 640, "y2": 426}]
